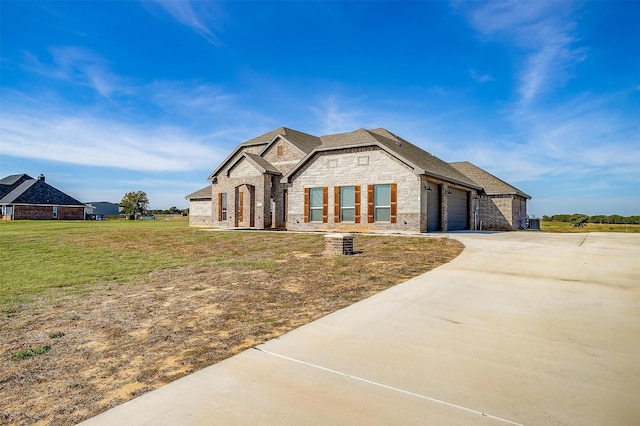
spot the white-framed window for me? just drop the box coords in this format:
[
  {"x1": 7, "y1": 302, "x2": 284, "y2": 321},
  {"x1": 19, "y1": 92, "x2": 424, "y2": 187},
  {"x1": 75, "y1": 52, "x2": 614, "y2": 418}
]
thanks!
[
  {"x1": 374, "y1": 184, "x2": 391, "y2": 222},
  {"x1": 340, "y1": 186, "x2": 356, "y2": 222},
  {"x1": 309, "y1": 187, "x2": 324, "y2": 222},
  {"x1": 52, "y1": 206, "x2": 58, "y2": 219}
]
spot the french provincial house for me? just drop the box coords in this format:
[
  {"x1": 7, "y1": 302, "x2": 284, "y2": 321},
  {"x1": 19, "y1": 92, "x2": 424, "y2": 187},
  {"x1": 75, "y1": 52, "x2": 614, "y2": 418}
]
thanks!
[
  {"x1": 186, "y1": 127, "x2": 531, "y2": 233},
  {"x1": 0, "y1": 174, "x2": 87, "y2": 220}
]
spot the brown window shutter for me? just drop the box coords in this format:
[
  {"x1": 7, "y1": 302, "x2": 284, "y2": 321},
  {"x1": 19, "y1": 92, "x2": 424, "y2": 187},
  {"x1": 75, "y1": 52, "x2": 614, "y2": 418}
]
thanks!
[
  {"x1": 322, "y1": 187, "x2": 328, "y2": 223},
  {"x1": 334, "y1": 187, "x2": 340, "y2": 223},
  {"x1": 239, "y1": 192, "x2": 244, "y2": 222},
  {"x1": 367, "y1": 185, "x2": 374, "y2": 223},
  {"x1": 304, "y1": 188, "x2": 309, "y2": 223},
  {"x1": 390, "y1": 183, "x2": 397, "y2": 223},
  {"x1": 217, "y1": 193, "x2": 222, "y2": 221},
  {"x1": 355, "y1": 186, "x2": 361, "y2": 224}
]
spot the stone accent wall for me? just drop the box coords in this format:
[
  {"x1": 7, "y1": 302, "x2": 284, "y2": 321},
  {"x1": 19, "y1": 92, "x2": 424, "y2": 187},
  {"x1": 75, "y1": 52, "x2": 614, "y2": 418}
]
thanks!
[
  {"x1": 478, "y1": 195, "x2": 527, "y2": 230},
  {"x1": 286, "y1": 147, "x2": 423, "y2": 233},
  {"x1": 512, "y1": 196, "x2": 527, "y2": 230},
  {"x1": 189, "y1": 199, "x2": 213, "y2": 226},
  {"x1": 13, "y1": 205, "x2": 84, "y2": 220}
]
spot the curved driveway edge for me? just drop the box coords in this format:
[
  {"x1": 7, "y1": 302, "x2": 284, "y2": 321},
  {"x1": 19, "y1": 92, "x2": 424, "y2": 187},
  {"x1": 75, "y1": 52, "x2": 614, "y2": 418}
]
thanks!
[{"x1": 81, "y1": 232, "x2": 640, "y2": 425}]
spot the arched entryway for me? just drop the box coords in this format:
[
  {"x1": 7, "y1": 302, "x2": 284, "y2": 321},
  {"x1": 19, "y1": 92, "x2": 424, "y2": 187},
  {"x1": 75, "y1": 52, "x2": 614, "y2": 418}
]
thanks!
[{"x1": 235, "y1": 184, "x2": 255, "y2": 228}]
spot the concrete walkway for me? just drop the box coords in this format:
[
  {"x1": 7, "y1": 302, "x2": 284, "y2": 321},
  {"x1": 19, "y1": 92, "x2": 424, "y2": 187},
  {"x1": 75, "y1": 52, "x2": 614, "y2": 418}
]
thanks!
[{"x1": 81, "y1": 232, "x2": 640, "y2": 425}]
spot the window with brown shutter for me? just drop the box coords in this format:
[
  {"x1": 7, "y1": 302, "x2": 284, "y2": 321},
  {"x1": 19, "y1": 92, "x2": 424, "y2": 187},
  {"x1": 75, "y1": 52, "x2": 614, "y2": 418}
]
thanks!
[
  {"x1": 370, "y1": 184, "x2": 394, "y2": 222},
  {"x1": 307, "y1": 187, "x2": 326, "y2": 222},
  {"x1": 355, "y1": 186, "x2": 361, "y2": 223},
  {"x1": 238, "y1": 192, "x2": 244, "y2": 222},
  {"x1": 322, "y1": 187, "x2": 328, "y2": 223},
  {"x1": 304, "y1": 188, "x2": 310, "y2": 223},
  {"x1": 334, "y1": 187, "x2": 340, "y2": 223},
  {"x1": 390, "y1": 183, "x2": 397, "y2": 224},
  {"x1": 338, "y1": 186, "x2": 356, "y2": 222},
  {"x1": 218, "y1": 193, "x2": 223, "y2": 221},
  {"x1": 367, "y1": 185, "x2": 374, "y2": 223}
]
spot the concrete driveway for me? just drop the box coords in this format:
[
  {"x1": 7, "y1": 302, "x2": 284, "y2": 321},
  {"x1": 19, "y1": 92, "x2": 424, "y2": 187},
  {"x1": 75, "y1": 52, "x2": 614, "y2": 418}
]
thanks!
[{"x1": 81, "y1": 232, "x2": 640, "y2": 425}]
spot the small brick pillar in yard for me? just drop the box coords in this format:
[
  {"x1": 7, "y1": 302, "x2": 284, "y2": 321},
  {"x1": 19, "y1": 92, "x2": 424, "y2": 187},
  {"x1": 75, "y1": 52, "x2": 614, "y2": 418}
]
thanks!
[{"x1": 324, "y1": 233, "x2": 354, "y2": 255}]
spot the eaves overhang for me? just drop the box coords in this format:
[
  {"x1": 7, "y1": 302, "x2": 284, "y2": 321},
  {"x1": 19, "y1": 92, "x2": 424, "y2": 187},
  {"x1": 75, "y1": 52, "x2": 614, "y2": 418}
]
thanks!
[
  {"x1": 258, "y1": 135, "x2": 307, "y2": 157},
  {"x1": 280, "y1": 142, "x2": 426, "y2": 184},
  {"x1": 207, "y1": 141, "x2": 270, "y2": 182}
]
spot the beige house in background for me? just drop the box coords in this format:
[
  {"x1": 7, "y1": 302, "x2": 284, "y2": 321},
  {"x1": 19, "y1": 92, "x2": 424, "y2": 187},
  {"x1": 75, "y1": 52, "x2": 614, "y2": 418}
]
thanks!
[{"x1": 186, "y1": 127, "x2": 531, "y2": 232}]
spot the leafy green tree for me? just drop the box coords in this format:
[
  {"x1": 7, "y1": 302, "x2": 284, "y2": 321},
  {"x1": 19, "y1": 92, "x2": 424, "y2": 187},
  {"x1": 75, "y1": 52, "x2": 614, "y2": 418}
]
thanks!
[{"x1": 120, "y1": 191, "x2": 149, "y2": 220}]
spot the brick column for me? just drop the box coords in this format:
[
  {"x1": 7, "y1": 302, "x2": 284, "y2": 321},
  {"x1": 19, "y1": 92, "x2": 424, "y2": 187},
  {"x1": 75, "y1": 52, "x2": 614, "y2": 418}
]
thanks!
[{"x1": 324, "y1": 233, "x2": 354, "y2": 255}]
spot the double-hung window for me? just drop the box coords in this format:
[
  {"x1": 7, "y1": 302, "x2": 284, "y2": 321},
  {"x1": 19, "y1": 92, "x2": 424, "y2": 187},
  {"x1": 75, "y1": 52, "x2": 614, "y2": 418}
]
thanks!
[
  {"x1": 305, "y1": 187, "x2": 328, "y2": 223},
  {"x1": 218, "y1": 193, "x2": 227, "y2": 221},
  {"x1": 334, "y1": 186, "x2": 360, "y2": 223},
  {"x1": 368, "y1": 184, "x2": 397, "y2": 223},
  {"x1": 309, "y1": 187, "x2": 324, "y2": 222},
  {"x1": 374, "y1": 184, "x2": 391, "y2": 221},
  {"x1": 340, "y1": 186, "x2": 356, "y2": 222}
]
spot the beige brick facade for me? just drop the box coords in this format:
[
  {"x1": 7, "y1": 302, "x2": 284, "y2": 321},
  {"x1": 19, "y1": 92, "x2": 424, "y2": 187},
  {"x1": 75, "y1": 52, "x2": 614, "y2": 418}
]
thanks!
[
  {"x1": 478, "y1": 195, "x2": 528, "y2": 230},
  {"x1": 286, "y1": 147, "x2": 423, "y2": 233},
  {"x1": 187, "y1": 127, "x2": 528, "y2": 233}
]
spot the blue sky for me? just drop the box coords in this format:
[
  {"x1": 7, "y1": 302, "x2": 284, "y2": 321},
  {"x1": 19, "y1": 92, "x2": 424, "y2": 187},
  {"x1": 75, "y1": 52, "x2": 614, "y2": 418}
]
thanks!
[{"x1": 1, "y1": 1, "x2": 639, "y2": 215}]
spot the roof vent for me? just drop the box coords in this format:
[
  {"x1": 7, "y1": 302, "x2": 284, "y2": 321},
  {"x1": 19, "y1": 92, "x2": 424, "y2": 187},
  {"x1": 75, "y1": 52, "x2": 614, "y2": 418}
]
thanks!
[{"x1": 38, "y1": 174, "x2": 45, "y2": 182}]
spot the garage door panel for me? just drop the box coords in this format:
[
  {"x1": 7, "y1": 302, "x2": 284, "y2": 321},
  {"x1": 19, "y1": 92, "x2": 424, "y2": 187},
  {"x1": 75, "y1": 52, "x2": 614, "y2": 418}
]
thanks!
[
  {"x1": 447, "y1": 188, "x2": 468, "y2": 231},
  {"x1": 427, "y1": 185, "x2": 440, "y2": 232}
]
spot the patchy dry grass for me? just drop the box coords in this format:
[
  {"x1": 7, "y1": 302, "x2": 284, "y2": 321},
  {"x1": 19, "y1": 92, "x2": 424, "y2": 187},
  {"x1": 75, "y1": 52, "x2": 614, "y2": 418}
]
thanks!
[
  {"x1": 0, "y1": 221, "x2": 462, "y2": 425},
  {"x1": 541, "y1": 221, "x2": 640, "y2": 233}
]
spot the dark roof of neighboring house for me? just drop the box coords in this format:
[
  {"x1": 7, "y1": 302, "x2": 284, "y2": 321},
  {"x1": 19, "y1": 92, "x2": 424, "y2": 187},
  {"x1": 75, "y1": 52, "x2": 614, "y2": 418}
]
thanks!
[
  {"x1": 0, "y1": 174, "x2": 33, "y2": 198},
  {"x1": 0, "y1": 174, "x2": 86, "y2": 206},
  {"x1": 185, "y1": 186, "x2": 212, "y2": 200},
  {"x1": 450, "y1": 161, "x2": 531, "y2": 199}
]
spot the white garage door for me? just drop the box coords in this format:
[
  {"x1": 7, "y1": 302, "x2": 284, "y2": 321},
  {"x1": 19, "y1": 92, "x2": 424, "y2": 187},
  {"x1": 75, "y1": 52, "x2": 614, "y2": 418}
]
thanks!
[{"x1": 447, "y1": 188, "x2": 468, "y2": 231}]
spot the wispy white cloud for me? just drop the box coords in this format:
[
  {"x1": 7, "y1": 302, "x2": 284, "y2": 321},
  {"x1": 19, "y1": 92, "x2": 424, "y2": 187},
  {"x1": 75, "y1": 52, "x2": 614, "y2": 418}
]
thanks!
[
  {"x1": 460, "y1": 0, "x2": 585, "y2": 105},
  {"x1": 23, "y1": 47, "x2": 130, "y2": 99},
  {"x1": 0, "y1": 109, "x2": 225, "y2": 172},
  {"x1": 469, "y1": 69, "x2": 493, "y2": 83},
  {"x1": 144, "y1": 80, "x2": 235, "y2": 115},
  {"x1": 146, "y1": 0, "x2": 224, "y2": 46},
  {"x1": 310, "y1": 96, "x2": 368, "y2": 135}
]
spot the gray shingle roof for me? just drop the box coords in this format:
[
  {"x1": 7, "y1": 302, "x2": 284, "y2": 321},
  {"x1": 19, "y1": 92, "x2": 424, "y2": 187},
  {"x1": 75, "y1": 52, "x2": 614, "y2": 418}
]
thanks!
[
  {"x1": 209, "y1": 127, "x2": 321, "y2": 181},
  {"x1": 200, "y1": 127, "x2": 532, "y2": 197},
  {"x1": 185, "y1": 186, "x2": 212, "y2": 200},
  {"x1": 0, "y1": 175, "x2": 86, "y2": 206},
  {"x1": 0, "y1": 174, "x2": 33, "y2": 198},
  {"x1": 243, "y1": 153, "x2": 281, "y2": 175},
  {"x1": 280, "y1": 127, "x2": 481, "y2": 189},
  {"x1": 450, "y1": 161, "x2": 531, "y2": 199}
]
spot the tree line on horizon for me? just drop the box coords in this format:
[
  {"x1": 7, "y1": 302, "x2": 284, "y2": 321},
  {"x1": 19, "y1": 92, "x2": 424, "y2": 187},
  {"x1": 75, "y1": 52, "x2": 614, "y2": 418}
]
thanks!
[{"x1": 541, "y1": 214, "x2": 640, "y2": 225}]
